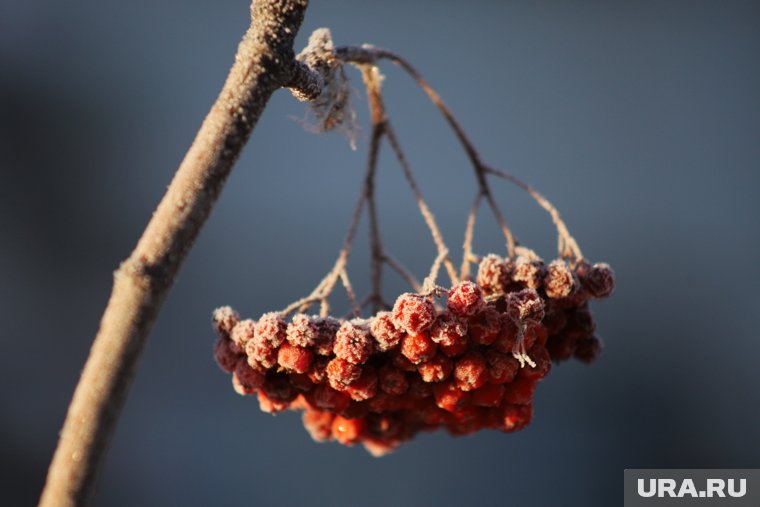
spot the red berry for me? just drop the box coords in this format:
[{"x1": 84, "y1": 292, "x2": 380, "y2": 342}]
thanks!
[
  {"x1": 213, "y1": 337, "x2": 240, "y2": 373},
  {"x1": 346, "y1": 366, "x2": 379, "y2": 401},
  {"x1": 454, "y1": 352, "x2": 489, "y2": 391},
  {"x1": 584, "y1": 262, "x2": 616, "y2": 299},
  {"x1": 287, "y1": 313, "x2": 318, "y2": 347},
  {"x1": 503, "y1": 378, "x2": 537, "y2": 405},
  {"x1": 303, "y1": 410, "x2": 335, "y2": 442},
  {"x1": 544, "y1": 259, "x2": 579, "y2": 299},
  {"x1": 447, "y1": 281, "x2": 484, "y2": 317},
  {"x1": 512, "y1": 248, "x2": 545, "y2": 289},
  {"x1": 277, "y1": 342, "x2": 313, "y2": 374},
  {"x1": 326, "y1": 358, "x2": 362, "y2": 391},
  {"x1": 477, "y1": 254, "x2": 512, "y2": 295},
  {"x1": 417, "y1": 354, "x2": 453, "y2": 383},
  {"x1": 307, "y1": 356, "x2": 329, "y2": 384},
  {"x1": 392, "y1": 293, "x2": 436, "y2": 335},
  {"x1": 255, "y1": 312, "x2": 287, "y2": 348},
  {"x1": 231, "y1": 358, "x2": 265, "y2": 395},
  {"x1": 400, "y1": 332, "x2": 437, "y2": 364},
  {"x1": 257, "y1": 391, "x2": 290, "y2": 414},
  {"x1": 311, "y1": 384, "x2": 350, "y2": 412},
  {"x1": 313, "y1": 316, "x2": 341, "y2": 356},
  {"x1": 378, "y1": 365, "x2": 409, "y2": 395},
  {"x1": 494, "y1": 315, "x2": 518, "y2": 353},
  {"x1": 432, "y1": 381, "x2": 470, "y2": 412},
  {"x1": 245, "y1": 339, "x2": 278, "y2": 371},
  {"x1": 485, "y1": 349, "x2": 519, "y2": 384},
  {"x1": 332, "y1": 415, "x2": 365, "y2": 445},
  {"x1": 518, "y1": 345, "x2": 552, "y2": 381},
  {"x1": 230, "y1": 318, "x2": 256, "y2": 352},
  {"x1": 499, "y1": 403, "x2": 534, "y2": 432},
  {"x1": 369, "y1": 311, "x2": 404, "y2": 352},
  {"x1": 468, "y1": 306, "x2": 501, "y2": 345},
  {"x1": 262, "y1": 374, "x2": 297, "y2": 404},
  {"x1": 429, "y1": 311, "x2": 468, "y2": 345},
  {"x1": 506, "y1": 288, "x2": 545, "y2": 324},
  {"x1": 471, "y1": 383, "x2": 505, "y2": 407},
  {"x1": 334, "y1": 320, "x2": 373, "y2": 364},
  {"x1": 212, "y1": 306, "x2": 240, "y2": 340}
]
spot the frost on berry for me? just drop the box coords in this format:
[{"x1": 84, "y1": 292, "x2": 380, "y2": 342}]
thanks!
[
  {"x1": 476, "y1": 254, "x2": 512, "y2": 295},
  {"x1": 584, "y1": 262, "x2": 616, "y2": 299},
  {"x1": 453, "y1": 352, "x2": 489, "y2": 391},
  {"x1": 506, "y1": 288, "x2": 545, "y2": 324},
  {"x1": 469, "y1": 306, "x2": 501, "y2": 345},
  {"x1": 303, "y1": 410, "x2": 335, "y2": 442},
  {"x1": 313, "y1": 316, "x2": 341, "y2": 356},
  {"x1": 287, "y1": 314, "x2": 319, "y2": 347},
  {"x1": 255, "y1": 312, "x2": 287, "y2": 348},
  {"x1": 392, "y1": 293, "x2": 436, "y2": 335},
  {"x1": 212, "y1": 306, "x2": 239, "y2": 340},
  {"x1": 544, "y1": 259, "x2": 579, "y2": 299},
  {"x1": 277, "y1": 342, "x2": 314, "y2": 374},
  {"x1": 230, "y1": 319, "x2": 256, "y2": 351},
  {"x1": 232, "y1": 359, "x2": 265, "y2": 395},
  {"x1": 447, "y1": 281, "x2": 484, "y2": 317},
  {"x1": 400, "y1": 332, "x2": 438, "y2": 364},
  {"x1": 512, "y1": 248, "x2": 545, "y2": 289},
  {"x1": 369, "y1": 311, "x2": 404, "y2": 352},
  {"x1": 214, "y1": 338, "x2": 240, "y2": 373},
  {"x1": 326, "y1": 357, "x2": 362, "y2": 391},
  {"x1": 417, "y1": 354, "x2": 453, "y2": 383},
  {"x1": 429, "y1": 311, "x2": 467, "y2": 345},
  {"x1": 245, "y1": 339, "x2": 278, "y2": 371},
  {"x1": 334, "y1": 320, "x2": 373, "y2": 364}
]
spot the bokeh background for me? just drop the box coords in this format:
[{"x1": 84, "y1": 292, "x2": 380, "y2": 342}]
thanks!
[{"x1": 2, "y1": 0, "x2": 759, "y2": 505}]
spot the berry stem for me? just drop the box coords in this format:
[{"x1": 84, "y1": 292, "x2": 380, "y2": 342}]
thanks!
[
  {"x1": 483, "y1": 165, "x2": 583, "y2": 261},
  {"x1": 460, "y1": 192, "x2": 483, "y2": 281}
]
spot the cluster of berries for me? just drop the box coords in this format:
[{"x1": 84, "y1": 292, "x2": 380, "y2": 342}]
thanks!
[{"x1": 213, "y1": 249, "x2": 614, "y2": 456}]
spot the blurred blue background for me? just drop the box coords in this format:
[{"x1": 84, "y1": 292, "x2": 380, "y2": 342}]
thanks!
[{"x1": 1, "y1": 0, "x2": 759, "y2": 505}]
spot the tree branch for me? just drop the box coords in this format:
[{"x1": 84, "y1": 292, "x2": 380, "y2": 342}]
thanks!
[{"x1": 38, "y1": 2, "x2": 311, "y2": 506}]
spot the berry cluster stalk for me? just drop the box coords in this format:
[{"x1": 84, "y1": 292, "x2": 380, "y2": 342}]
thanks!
[{"x1": 38, "y1": 2, "x2": 315, "y2": 506}]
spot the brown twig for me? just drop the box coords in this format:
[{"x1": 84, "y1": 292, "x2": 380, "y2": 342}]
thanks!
[
  {"x1": 460, "y1": 192, "x2": 483, "y2": 280},
  {"x1": 335, "y1": 46, "x2": 517, "y2": 259},
  {"x1": 483, "y1": 165, "x2": 583, "y2": 261},
  {"x1": 39, "y1": 2, "x2": 312, "y2": 506}
]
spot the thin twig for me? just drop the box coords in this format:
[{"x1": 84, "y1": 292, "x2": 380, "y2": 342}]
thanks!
[
  {"x1": 335, "y1": 46, "x2": 517, "y2": 258},
  {"x1": 361, "y1": 66, "x2": 387, "y2": 313},
  {"x1": 460, "y1": 192, "x2": 483, "y2": 280},
  {"x1": 39, "y1": 2, "x2": 311, "y2": 506},
  {"x1": 484, "y1": 165, "x2": 583, "y2": 260},
  {"x1": 339, "y1": 269, "x2": 361, "y2": 317}
]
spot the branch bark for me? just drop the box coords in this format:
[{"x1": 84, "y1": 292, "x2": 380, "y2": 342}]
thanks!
[{"x1": 38, "y1": 2, "x2": 310, "y2": 506}]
